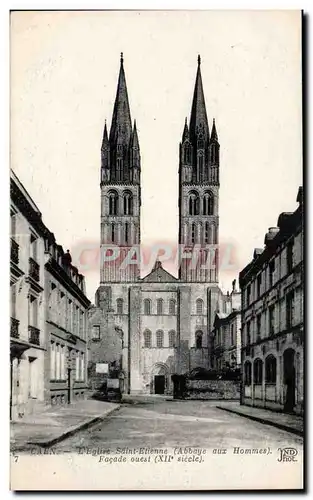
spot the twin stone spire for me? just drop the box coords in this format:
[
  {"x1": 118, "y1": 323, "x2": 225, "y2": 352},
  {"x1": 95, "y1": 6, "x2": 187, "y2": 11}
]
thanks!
[{"x1": 101, "y1": 53, "x2": 219, "y2": 185}]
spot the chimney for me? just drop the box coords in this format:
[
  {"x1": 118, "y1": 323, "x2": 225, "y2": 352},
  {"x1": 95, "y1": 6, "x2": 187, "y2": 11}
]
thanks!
[{"x1": 264, "y1": 227, "x2": 279, "y2": 246}]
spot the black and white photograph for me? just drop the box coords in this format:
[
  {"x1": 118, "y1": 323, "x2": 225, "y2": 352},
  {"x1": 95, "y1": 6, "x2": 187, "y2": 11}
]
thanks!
[{"x1": 9, "y1": 9, "x2": 303, "y2": 490}]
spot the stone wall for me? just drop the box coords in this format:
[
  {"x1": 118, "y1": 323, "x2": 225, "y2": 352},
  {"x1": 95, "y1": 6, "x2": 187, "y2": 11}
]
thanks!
[{"x1": 185, "y1": 379, "x2": 240, "y2": 400}]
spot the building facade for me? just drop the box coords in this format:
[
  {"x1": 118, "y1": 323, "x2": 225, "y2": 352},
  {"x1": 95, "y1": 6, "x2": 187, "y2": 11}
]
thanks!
[
  {"x1": 239, "y1": 187, "x2": 303, "y2": 415},
  {"x1": 45, "y1": 244, "x2": 90, "y2": 405},
  {"x1": 211, "y1": 280, "x2": 241, "y2": 370},
  {"x1": 10, "y1": 171, "x2": 48, "y2": 420},
  {"x1": 10, "y1": 171, "x2": 90, "y2": 419},
  {"x1": 88, "y1": 54, "x2": 223, "y2": 395}
]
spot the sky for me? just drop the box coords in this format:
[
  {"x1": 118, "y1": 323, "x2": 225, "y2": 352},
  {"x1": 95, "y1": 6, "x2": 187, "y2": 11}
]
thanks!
[{"x1": 10, "y1": 10, "x2": 302, "y2": 301}]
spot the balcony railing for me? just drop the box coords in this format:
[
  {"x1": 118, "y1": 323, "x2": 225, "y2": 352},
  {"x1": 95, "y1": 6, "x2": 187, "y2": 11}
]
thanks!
[
  {"x1": 11, "y1": 317, "x2": 19, "y2": 339},
  {"x1": 11, "y1": 238, "x2": 19, "y2": 265},
  {"x1": 29, "y1": 257, "x2": 40, "y2": 282},
  {"x1": 28, "y1": 325, "x2": 40, "y2": 345}
]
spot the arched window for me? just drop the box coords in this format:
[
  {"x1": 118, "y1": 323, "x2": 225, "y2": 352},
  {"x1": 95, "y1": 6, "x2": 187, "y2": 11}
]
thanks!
[
  {"x1": 265, "y1": 355, "x2": 277, "y2": 384},
  {"x1": 116, "y1": 298, "x2": 123, "y2": 315},
  {"x1": 204, "y1": 221, "x2": 210, "y2": 244},
  {"x1": 124, "y1": 222, "x2": 129, "y2": 244},
  {"x1": 144, "y1": 299, "x2": 151, "y2": 315},
  {"x1": 195, "y1": 331, "x2": 203, "y2": 349},
  {"x1": 169, "y1": 299, "x2": 176, "y2": 315},
  {"x1": 203, "y1": 191, "x2": 214, "y2": 215},
  {"x1": 157, "y1": 298, "x2": 163, "y2": 315},
  {"x1": 197, "y1": 152, "x2": 204, "y2": 182},
  {"x1": 144, "y1": 330, "x2": 152, "y2": 348},
  {"x1": 168, "y1": 330, "x2": 176, "y2": 348},
  {"x1": 191, "y1": 223, "x2": 196, "y2": 244},
  {"x1": 108, "y1": 191, "x2": 118, "y2": 215},
  {"x1": 196, "y1": 299, "x2": 204, "y2": 315},
  {"x1": 244, "y1": 361, "x2": 252, "y2": 386},
  {"x1": 156, "y1": 330, "x2": 164, "y2": 348},
  {"x1": 123, "y1": 191, "x2": 133, "y2": 215},
  {"x1": 189, "y1": 191, "x2": 199, "y2": 215},
  {"x1": 210, "y1": 224, "x2": 216, "y2": 244},
  {"x1": 116, "y1": 158, "x2": 123, "y2": 181},
  {"x1": 253, "y1": 359, "x2": 263, "y2": 384},
  {"x1": 111, "y1": 223, "x2": 116, "y2": 243}
]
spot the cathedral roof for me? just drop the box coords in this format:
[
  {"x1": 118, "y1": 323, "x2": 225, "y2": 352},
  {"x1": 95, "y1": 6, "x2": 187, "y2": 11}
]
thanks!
[
  {"x1": 141, "y1": 260, "x2": 178, "y2": 283},
  {"x1": 189, "y1": 55, "x2": 209, "y2": 141},
  {"x1": 109, "y1": 53, "x2": 132, "y2": 146}
]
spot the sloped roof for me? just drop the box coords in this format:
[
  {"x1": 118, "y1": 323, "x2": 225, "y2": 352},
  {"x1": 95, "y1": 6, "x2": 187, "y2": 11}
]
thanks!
[{"x1": 141, "y1": 260, "x2": 178, "y2": 283}]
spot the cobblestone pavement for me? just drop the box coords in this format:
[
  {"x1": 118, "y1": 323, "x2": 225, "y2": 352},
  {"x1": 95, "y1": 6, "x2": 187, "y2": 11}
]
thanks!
[{"x1": 54, "y1": 398, "x2": 303, "y2": 453}]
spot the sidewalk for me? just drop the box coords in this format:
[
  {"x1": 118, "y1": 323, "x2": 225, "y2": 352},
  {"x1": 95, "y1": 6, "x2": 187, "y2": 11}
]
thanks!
[
  {"x1": 216, "y1": 403, "x2": 303, "y2": 437},
  {"x1": 10, "y1": 399, "x2": 120, "y2": 452}
]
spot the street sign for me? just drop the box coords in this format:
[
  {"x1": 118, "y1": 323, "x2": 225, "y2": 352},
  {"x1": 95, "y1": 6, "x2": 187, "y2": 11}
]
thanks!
[{"x1": 96, "y1": 363, "x2": 109, "y2": 374}]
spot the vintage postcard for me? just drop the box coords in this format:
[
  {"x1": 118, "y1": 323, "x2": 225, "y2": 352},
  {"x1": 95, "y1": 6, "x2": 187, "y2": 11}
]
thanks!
[{"x1": 9, "y1": 10, "x2": 304, "y2": 491}]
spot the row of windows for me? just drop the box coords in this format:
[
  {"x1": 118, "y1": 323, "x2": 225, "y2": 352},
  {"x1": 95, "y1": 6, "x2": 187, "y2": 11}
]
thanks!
[
  {"x1": 50, "y1": 342, "x2": 85, "y2": 382},
  {"x1": 143, "y1": 330, "x2": 176, "y2": 348},
  {"x1": 142, "y1": 298, "x2": 205, "y2": 316},
  {"x1": 244, "y1": 239, "x2": 296, "y2": 307},
  {"x1": 182, "y1": 142, "x2": 219, "y2": 165},
  {"x1": 88, "y1": 297, "x2": 206, "y2": 319},
  {"x1": 49, "y1": 284, "x2": 85, "y2": 339},
  {"x1": 244, "y1": 291, "x2": 296, "y2": 345},
  {"x1": 108, "y1": 190, "x2": 133, "y2": 216},
  {"x1": 187, "y1": 221, "x2": 217, "y2": 244},
  {"x1": 188, "y1": 191, "x2": 215, "y2": 216},
  {"x1": 143, "y1": 330, "x2": 204, "y2": 348},
  {"x1": 244, "y1": 356, "x2": 276, "y2": 385},
  {"x1": 109, "y1": 222, "x2": 131, "y2": 244},
  {"x1": 143, "y1": 298, "x2": 176, "y2": 316}
]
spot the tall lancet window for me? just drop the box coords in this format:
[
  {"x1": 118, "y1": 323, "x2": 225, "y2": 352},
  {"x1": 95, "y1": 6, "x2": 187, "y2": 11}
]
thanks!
[
  {"x1": 189, "y1": 191, "x2": 199, "y2": 216},
  {"x1": 123, "y1": 191, "x2": 133, "y2": 215},
  {"x1": 124, "y1": 222, "x2": 129, "y2": 244},
  {"x1": 203, "y1": 191, "x2": 214, "y2": 215},
  {"x1": 111, "y1": 223, "x2": 116, "y2": 243},
  {"x1": 204, "y1": 221, "x2": 210, "y2": 244},
  {"x1": 108, "y1": 191, "x2": 118, "y2": 215},
  {"x1": 210, "y1": 144, "x2": 219, "y2": 165},
  {"x1": 116, "y1": 158, "x2": 123, "y2": 181},
  {"x1": 191, "y1": 223, "x2": 196, "y2": 244},
  {"x1": 197, "y1": 151, "x2": 204, "y2": 183}
]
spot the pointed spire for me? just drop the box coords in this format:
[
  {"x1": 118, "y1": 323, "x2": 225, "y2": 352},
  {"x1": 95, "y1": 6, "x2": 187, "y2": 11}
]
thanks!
[
  {"x1": 109, "y1": 53, "x2": 132, "y2": 145},
  {"x1": 211, "y1": 118, "x2": 218, "y2": 142},
  {"x1": 132, "y1": 120, "x2": 140, "y2": 149},
  {"x1": 182, "y1": 117, "x2": 189, "y2": 141},
  {"x1": 101, "y1": 120, "x2": 109, "y2": 150},
  {"x1": 189, "y1": 55, "x2": 209, "y2": 141}
]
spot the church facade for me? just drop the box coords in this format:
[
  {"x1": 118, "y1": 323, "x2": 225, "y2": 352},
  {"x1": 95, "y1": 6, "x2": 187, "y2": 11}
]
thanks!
[{"x1": 88, "y1": 54, "x2": 224, "y2": 395}]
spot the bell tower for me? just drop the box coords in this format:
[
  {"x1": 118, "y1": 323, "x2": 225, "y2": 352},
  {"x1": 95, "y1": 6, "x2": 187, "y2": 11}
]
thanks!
[
  {"x1": 100, "y1": 54, "x2": 141, "y2": 282},
  {"x1": 179, "y1": 55, "x2": 219, "y2": 282}
]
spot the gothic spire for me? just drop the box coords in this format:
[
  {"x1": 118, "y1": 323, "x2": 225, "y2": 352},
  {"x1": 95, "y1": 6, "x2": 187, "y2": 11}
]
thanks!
[
  {"x1": 189, "y1": 54, "x2": 209, "y2": 141},
  {"x1": 210, "y1": 118, "x2": 218, "y2": 142},
  {"x1": 109, "y1": 53, "x2": 132, "y2": 146},
  {"x1": 182, "y1": 117, "x2": 189, "y2": 142},
  {"x1": 132, "y1": 120, "x2": 140, "y2": 150},
  {"x1": 101, "y1": 120, "x2": 109, "y2": 150}
]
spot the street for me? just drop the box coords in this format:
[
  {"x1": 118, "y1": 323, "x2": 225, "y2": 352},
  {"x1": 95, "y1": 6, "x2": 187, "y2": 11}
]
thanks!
[{"x1": 55, "y1": 397, "x2": 303, "y2": 453}]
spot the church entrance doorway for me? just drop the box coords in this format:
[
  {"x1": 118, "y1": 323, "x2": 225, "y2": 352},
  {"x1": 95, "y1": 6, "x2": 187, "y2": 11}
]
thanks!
[
  {"x1": 151, "y1": 363, "x2": 169, "y2": 395},
  {"x1": 154, "y1": 375, "x2": 165, "y2": 395}
]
